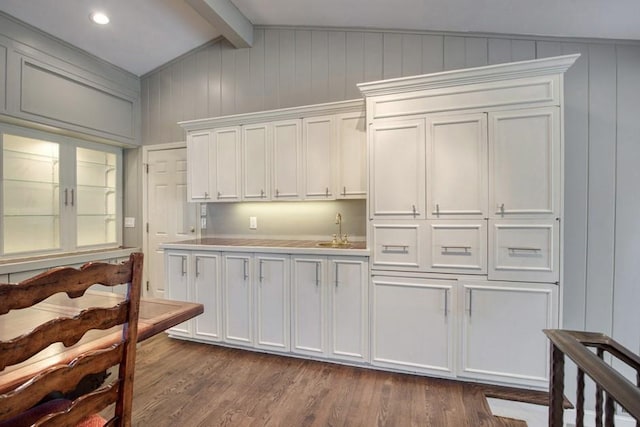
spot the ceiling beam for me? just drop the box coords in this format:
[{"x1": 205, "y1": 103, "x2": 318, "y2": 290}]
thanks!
[{"x1": 186, "y1": 0, "x2": 253, "y2": 48}]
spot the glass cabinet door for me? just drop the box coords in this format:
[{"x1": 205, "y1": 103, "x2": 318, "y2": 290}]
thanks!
[
  {"x1": 76, "y1": 147, "x2": 118, "y2": 247},
  {"x1": 2, "y1": 134, "x2": 60, "y2": 255}
]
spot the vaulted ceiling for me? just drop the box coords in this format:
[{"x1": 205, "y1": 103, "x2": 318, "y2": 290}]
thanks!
[{"x1": 1, "y1": 0, "x2": 638, "y2": 76}]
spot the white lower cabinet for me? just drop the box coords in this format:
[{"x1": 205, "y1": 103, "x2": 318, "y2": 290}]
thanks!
[
  {"x1": 166, "y1": 251, "x2": 221, "y2": 341},
  {"x1": 458, "y1": 280, "x2": 558, "y2": 388},
  {"x1": 222, "y1": 253, "x2": 254, "y2": 346},
  {"x1": 291, "y1": 255, "x2": 369, "y2": 363},
  {"x1": 371, "y1": 275, "x2": 456, "y2": 376},
  {"x1": 254, "y1": 254, "x2": 290, "y2": 352}
]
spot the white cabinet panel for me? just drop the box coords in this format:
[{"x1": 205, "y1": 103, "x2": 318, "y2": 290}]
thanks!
[
  {"x1": 336, "y1": 112, "x2": 367, "y2": 199},
  {"x1": 165, "y1": 251, "x2": 191, "y2": 337},
  {"x1": 428, "y1": 220, "x2": 487, "y2": 274},
  {"x1": 302, "y1": 116, "x2": 335, "y2": 199},
  {"x1": 272, "y1": 120, "x2": 302, "y2": 200},
  {"x1": 371, "y1": 276, "x2": 456, "y2": 376},
  {"x1": 369, "y1": 119, "x2": 426, "y2": 219},
  {"x1": 193, "y1": 253, "x2": 221, "y2": 342},
  {"x1": 489, "y1": 219, "x2": 559, "y2": 283},
  {"x1": 459, "y1": 280, "x2": 558, "y2": 388},
  {"x1": 489, "y1": 107, "x2": 560, "y2": 218},
  {"x1": 212, "y1": 127, "x2": 241, "y2": 202},
  {"x1": 254, "y1": 255, "x2": 290, "y2": 352},
  {"x1": 242, "y1": 123, "x2": 270, "y2": 200},
  {"x1": 291, "y1": 256, "x2": 326, "y2": 356},
  {"x1": 329, "y1": 257, "x2": 369, "y2": 362},
  {"x1": 426, "y1": 113, "x2": 487, "y2": 218},
  {"x1": 187, "y1": 131, "x2": 211, "y2": 201},
  {"x1": 371, "y1": 221, "x2": 427, "y2": 271},
  {"x1": 222, "y1": 253, "x2": 253, "y2": 346}
]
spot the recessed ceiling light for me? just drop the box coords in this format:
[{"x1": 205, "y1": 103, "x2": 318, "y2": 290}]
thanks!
[{"x1": 90, "y1": 12, "x2": 110, "y2": 25}]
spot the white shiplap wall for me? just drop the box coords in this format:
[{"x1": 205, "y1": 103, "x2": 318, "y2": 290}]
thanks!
[{"x1": 140, "y1": 27, "x2": 640, "y2": 361}]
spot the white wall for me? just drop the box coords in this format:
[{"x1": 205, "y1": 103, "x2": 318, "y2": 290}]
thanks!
[{"x1": 140, "y1": 26, "x2": 640, "y2": 370}]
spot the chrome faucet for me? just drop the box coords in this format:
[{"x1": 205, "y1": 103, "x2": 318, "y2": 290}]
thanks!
[{"x1": 335, "y1": 213, "x2": 348, "y2": 244}]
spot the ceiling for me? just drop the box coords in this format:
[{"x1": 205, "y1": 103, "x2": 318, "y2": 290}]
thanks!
[{"x1": 0, "y1": 0, "x2": 639, "y2": 77}]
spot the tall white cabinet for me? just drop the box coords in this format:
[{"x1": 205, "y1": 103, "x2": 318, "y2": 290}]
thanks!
[{"x1": 359, "y1": 54, "x2": 579, "y2": 389}]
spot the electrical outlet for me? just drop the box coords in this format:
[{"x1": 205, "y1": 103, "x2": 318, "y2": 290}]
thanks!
[
  {"x1": 124, "y1": 217, "x2": 135, "y2": 228},
  {"x1": 249, "y1": 216, "x2": 257, "y2": 230},
  {"x1": 200, "y1": 204, "x2": 207, "y2": 217}
]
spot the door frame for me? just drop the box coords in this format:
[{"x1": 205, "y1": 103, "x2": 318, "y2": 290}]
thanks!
[{"x1": 142, "y1": 141, "x2": 194, "y2": 297}]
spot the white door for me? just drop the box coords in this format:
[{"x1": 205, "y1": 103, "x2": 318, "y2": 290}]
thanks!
[
  {"x1": 426, "y1": 113, "x2": 487, "y2": 218},
  {"x1": 329, "y1": 257, "x2": 368, "y2": 362},
  {"x1": 291, "y1": 256, "x2": 326, "y2": 356},
  {"x1": 164, "y1": 251, "x2": 191, "y2": 337},
  {"x1": 271, "y1": 120, "x2": 302, "y2": 200},
  {"x1": 371, "y1": 275, "x2": 456, "y2": 376},
  {"x1": 369, "y1": 119, "x2": 426, "y2": 219},
  {"x1": 459, "y1": 280, "x2": 558, "y2": 388},
  {"x1": 489, "y1": 107, "x2": 560, "y2": 218},
  {"x1": 147, "y1": 148, "x2": 197, "y2": 298},
  {"x1": 193, "y1": 252, "x2": 222, "y2": 342},
  {"x1": 222, "y1": 253, "x2": 253, "y2": 346},
  {"x1": 254, "y1": 255, "x2": 290, "y2": 352},
  {"x1": 336, "y1": 112, "x2": 367, "y2": 199},
  {"x1": 302, "y1": 116, "x2": 335, "y2": 199},
  {"x1": 242, "y1": 123, "x2": 270, "y2": 200},
  {"x1": 212, "y1": 126, "x2": 242, "y2": 201}
]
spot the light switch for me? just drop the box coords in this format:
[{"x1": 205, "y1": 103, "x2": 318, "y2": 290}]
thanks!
[
  {"x1": 249, "y1": 216, "x2": 257, "y2": 230},
  {"x1": 124, "y1": 217, "x2": 135, "y2": 228},
  {"x1": 200, "y1": 204, "x2": 207, "y2": 217}
]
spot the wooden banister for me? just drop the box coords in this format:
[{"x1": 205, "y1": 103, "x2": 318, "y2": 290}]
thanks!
[{"x1": 544, "y1": 329, "x2": 640, "y2": 427}]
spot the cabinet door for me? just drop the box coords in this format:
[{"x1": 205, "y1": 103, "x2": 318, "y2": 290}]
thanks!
[
  {"x1": 187, "y1": 131, "x2": 212, "y2": 201},
  {"x1": 371, "y1": 220, "x2": 428, "y2": 272},
  {"x1": 427, "y1": 220, "x2": 487, "y2": 274},
  {"x1": 165, "y1": 251, "x2": 191, "y2": 337},
  {"x1": 302, "y1": 116, "x2": 335, "y2": 199},
  {"x1": 336, "y1": 112, "x2": 366, "y2": 199},
  {"x1": 489, "y1": 107, "x2": 560, "y2": 218},
  {"x1": 222, "y1": 253, "x2": 253, "y2": 346},
  {"x1": 242, "y1": 123, "x2": 270, "y2": 200},
  {"x1": 272, "y1": 120, "x2": 302, "y2": 200},
  {"x1": 369, "y1": 119, "x2": 426, "y2": 219},
  {"x1": 291, "y1": 257, "x2": 326, "y2": 357},
  {"x1": 371, "y1": 276, "x2": 456, "y2": 376},
  {"x1": 328, "y1": 257, "x2": 368, "y2": 362},
  {"x1": 193, "y1": 253, "x2": 222, "y2": 342},
  {"x1": 212, "y1": 126, "x2": 241, "y2": 202},
  {"x1": 459, "y1": 280, "x2": 558, "y2": 388},
  {"x1": 254, "y1": 255, "x2": 290, "y2": 352},
  {"x1": 426, "y1": 113, "x2": 487, "y2": 218}
]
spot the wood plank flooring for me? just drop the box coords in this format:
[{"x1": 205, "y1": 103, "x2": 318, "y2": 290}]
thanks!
[{"x1": 127, "y1": 334, "x2": 530, "y2": 426}]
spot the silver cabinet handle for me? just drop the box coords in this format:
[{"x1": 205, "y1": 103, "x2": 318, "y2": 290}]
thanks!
[
  {"x1": 325, "y1": 187, "x2": 329, "y2": 197},
  {"x1": 467, "y1": 289, "x2": 473, "y2": 317},
  {"x1": 259, "y1": 259, "x2": 264, "y2": 282},
  {"x1": 181, "y1": 256, "x2": 187, "y2": 276},
  {"x1": 243, "y1": 259, "x2": 248, "y2": 280},
  {"x1": 70, "y1": 188, "x2": 74, "y2": 207},
  {"x1": 204, "y1": 191, "x2": 209, "y2": 198},
  {"x1": 412, "y1": 205, "x2": 417, "y2": 216},
  {"x1": 64, "y1": 188, "x2": 68, "y2": 206},
  {"x1": 260, "y1": 189, "x2": 265, "y2": 198},
  {"x1": 508, "y1": 247, "x2": 541, "y2": 253},
  {"x1": 342, "y1": 186, "x2": 346, "y2": 196},
  {"x1": 334, "y1": 264, "x2": 339, "y2": 287},
  {"x1": 499, "y1": 203, "x2": 505, "y2": 216},
  {"x1": 444, "y1": 289, "x2": 449, "y2": 317},
  {"x1": 442, "y1": 246, "x2": 472, "y2": 253},
  {"x1": 315, "y1": 262, "x2": 320, "y2": 286},
  {"x1": 382, "y1": 244, "x2": 409, "y2": 252},
  {"x1": 217, "y1": 191, "x2": 222, "y2": 199},
  {"x1": 195, "y1": 257, "x2": 200, "y2": 277},
  {"x1": 275, "y1": 189, "x2": 279, "y2": 197},
  {"x1": 436, "y1": 203, "x2": 440, "y2": 216}
]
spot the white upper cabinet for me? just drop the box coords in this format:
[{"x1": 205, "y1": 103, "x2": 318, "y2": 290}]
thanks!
[
  {"x1": 369, "y1": 118, "x2": 426, "y2": 219},
  {"x1": 302, "y1": 115, "x2": 336, "y2": 199},
  {"x1": 489, "y1": 107, "x2": 560, "y2": 218},
  {"x1": 242, "y1": 123, "x2": 270, "y2": 201},
  {"x1": 426, "y1": 113, "x2": 488, "y2": 219},
  {"x1": 212, "y1": 126, "x2": 242, "y2": 202},
  {"x1": 336, "y1": 112, "x2": 367, "y2": 199},
  {"x1": 271, "y1": 119, "x2": 302, "y2": 200},
  {"x1": 187, "y1": 131, "x2": 211, "y2": 202}
]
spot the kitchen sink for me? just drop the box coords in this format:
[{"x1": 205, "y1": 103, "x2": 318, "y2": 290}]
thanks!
[{"x1": 316, "y1": 241, "x2": 353, "y2": 248}]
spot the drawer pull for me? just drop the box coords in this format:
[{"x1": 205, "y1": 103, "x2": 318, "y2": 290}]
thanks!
[
  {"x1": 508, "y1": 247, "x2": 541, "y2": 254},
  {"x1": 442, "y1": 246, "x2": 471, "y2": 253},
  {"x1": 382, "y1": 244, "x2": 409, "y2": 252}
]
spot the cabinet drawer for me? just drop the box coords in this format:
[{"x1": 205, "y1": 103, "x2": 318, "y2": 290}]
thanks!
[
  {"x1": 428, "y1": 221, "x2": 486, "y2": 274},
  {"x1": 489, "y1": 219, "x2": 558, "y2": 282},
  {"x1": 372, "y1": 222, "x2": 426, "y2": 271}
]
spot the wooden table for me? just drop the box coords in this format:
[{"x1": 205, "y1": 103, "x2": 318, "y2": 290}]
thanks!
[{"x1": 0, "y1": 291, "x2": 203, "y2": 394}]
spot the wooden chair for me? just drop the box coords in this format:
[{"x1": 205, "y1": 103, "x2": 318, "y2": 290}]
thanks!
[{"x1": 0, "y1": 252, "x2": 143, "y2": 427}]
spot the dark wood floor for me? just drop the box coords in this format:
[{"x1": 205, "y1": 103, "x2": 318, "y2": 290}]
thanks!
[{"x1": 128, "y1": 334, "x2": 533, "y2": 427}]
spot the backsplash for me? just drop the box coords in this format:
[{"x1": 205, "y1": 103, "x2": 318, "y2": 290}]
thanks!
[{"x1": 203, "y1": 200, "x2": 366, "y2": 240}]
